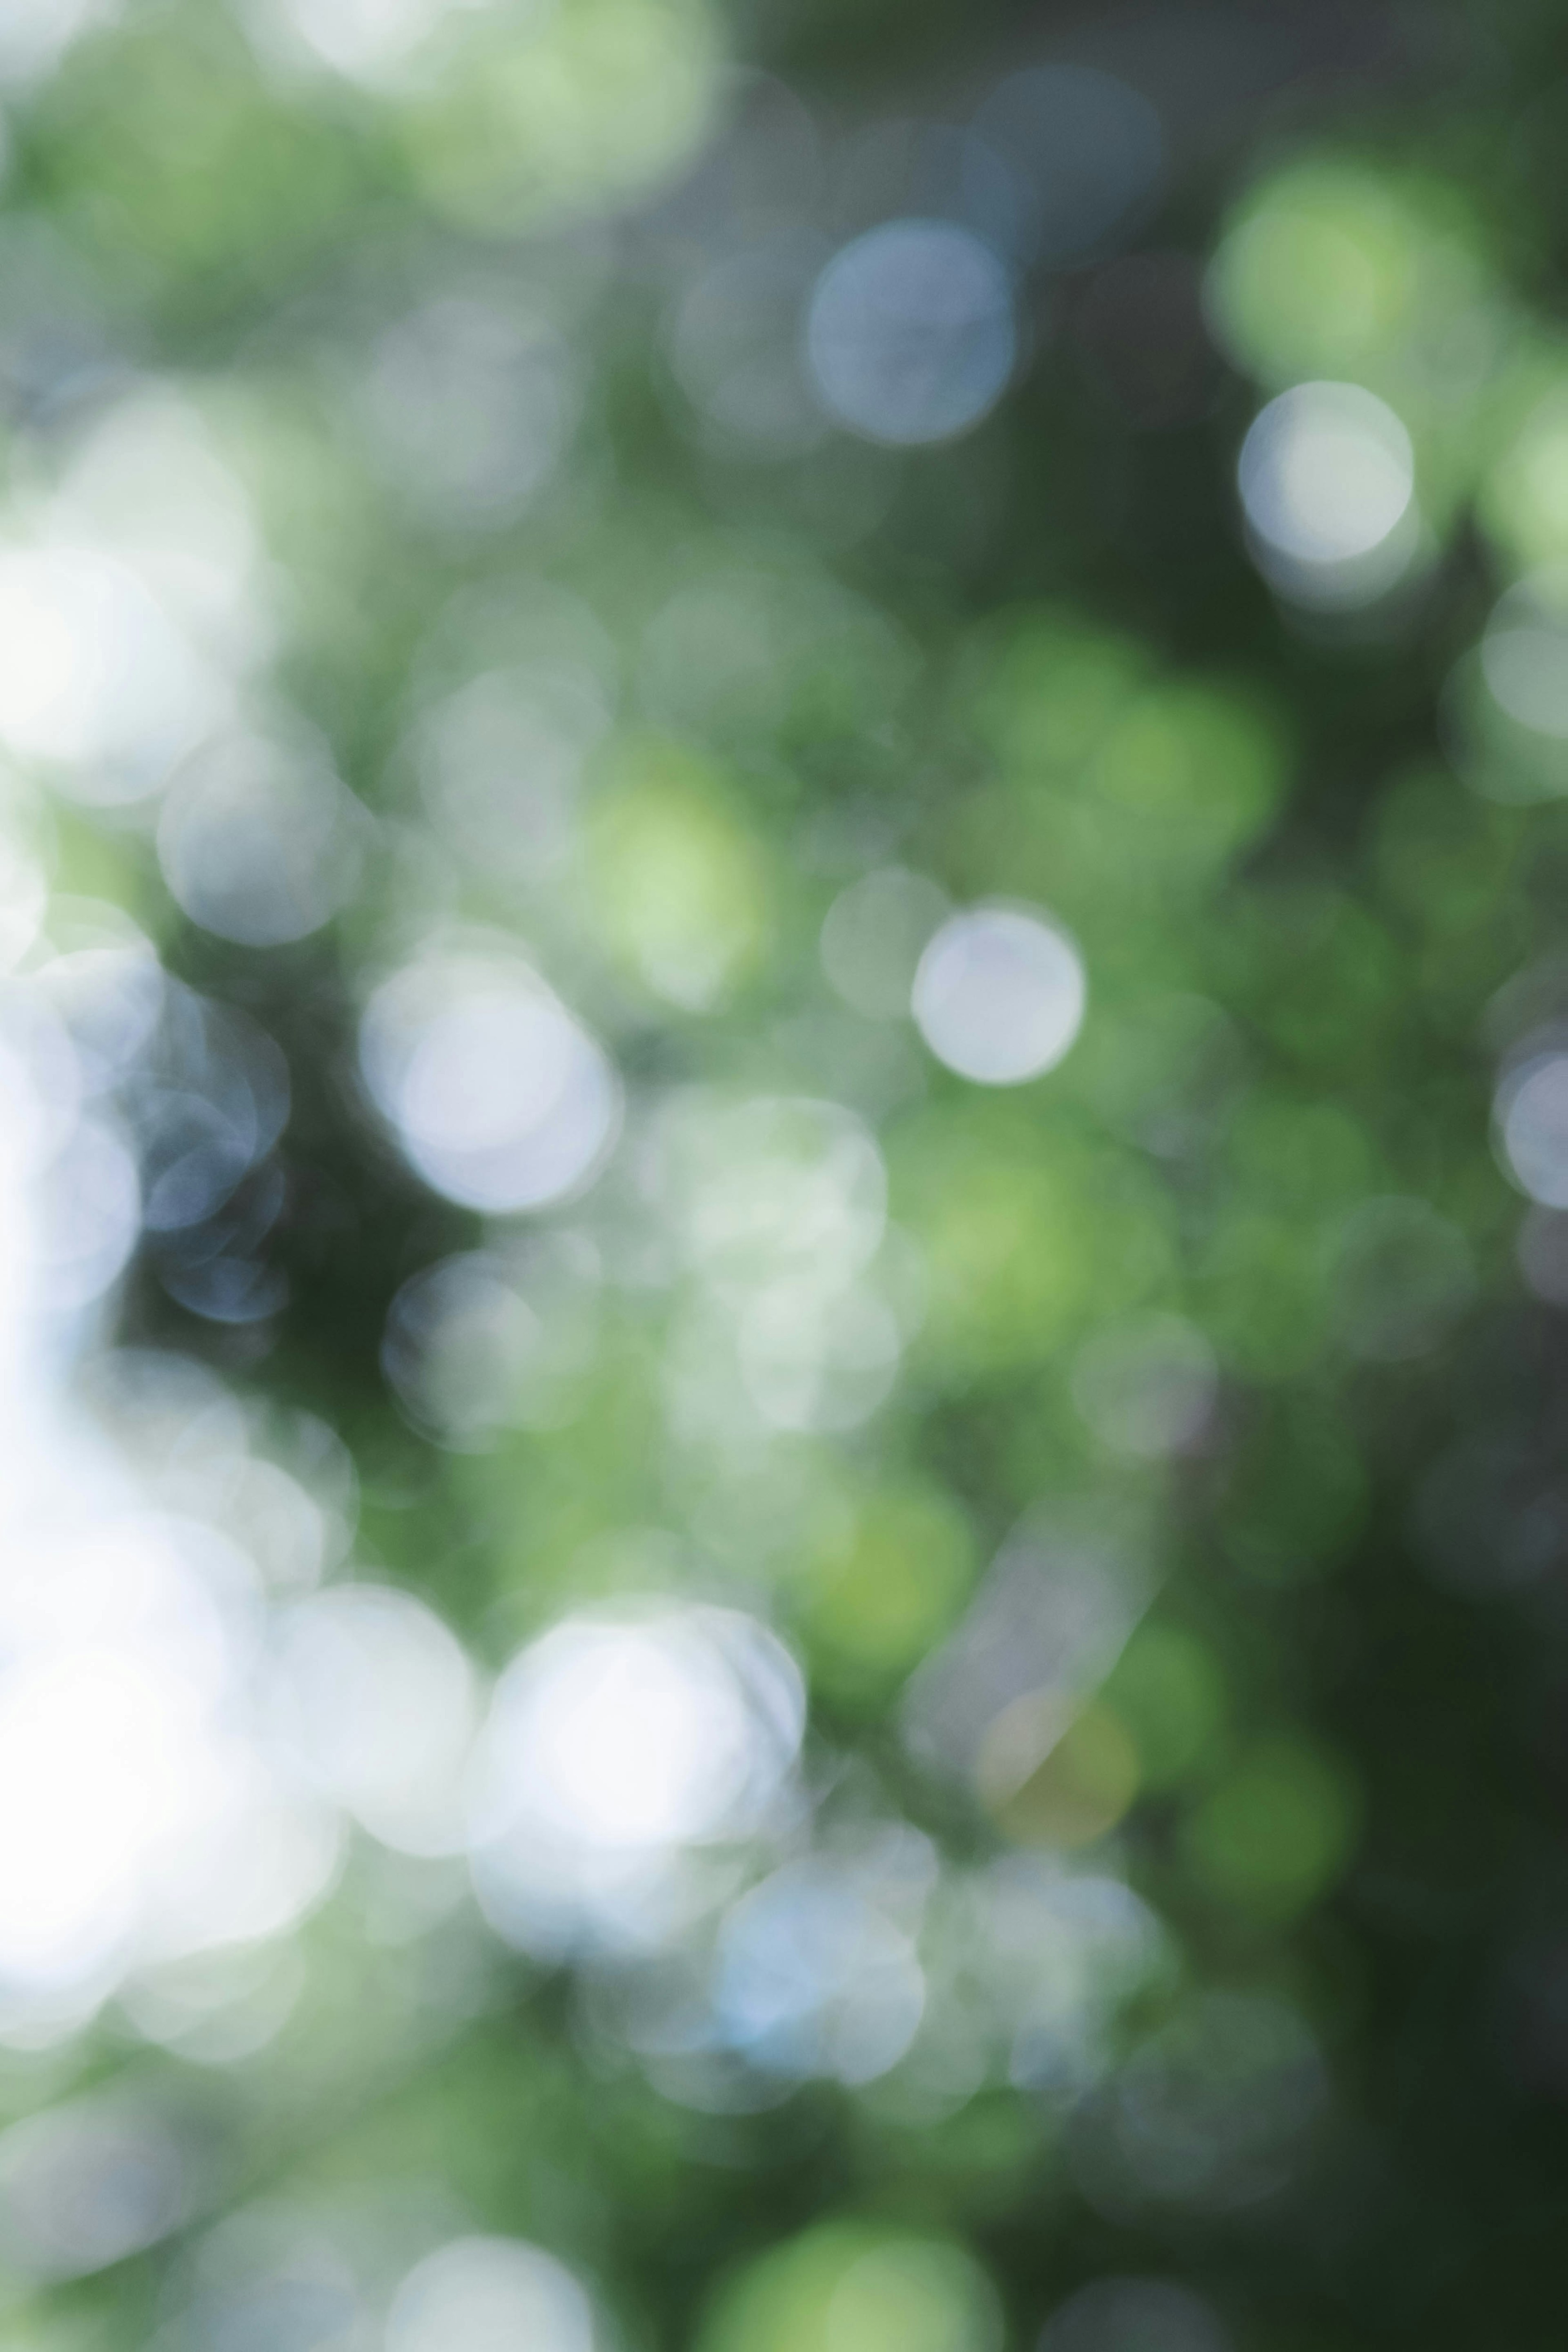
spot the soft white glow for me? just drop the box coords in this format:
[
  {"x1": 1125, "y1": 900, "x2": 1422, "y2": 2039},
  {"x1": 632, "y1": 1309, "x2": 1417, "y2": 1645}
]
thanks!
[
  {"x1": 806, "y1": 220, "x2": 1016, "y2": 446},
  {"x1": 0, "y1": 2096, "x2": 186, "y2": 2280},
  {"x1": 34, "y1": 1113, "x2": 140, "y2": 1310},
  {"x1": 51, "y1": 388, "x2": 266, "y2": 662},
  {"x1": 0, "y1": 0, "x2": 122, "y2": 85},
  {"x1": 737, "y1": 1280, "x2": 901, "y2": 1432},
  {"x1": 0, "y1": 548, "x2": 221, "y2": 798},
  {"x1": 1498, "y1": 1052, "x2": 1568, "y2": 1208},
  {"x1": 121, "y1": 1939, "x2": 304, "y2": 2065},
  {"x1": 265, "y1": 0, "x2": 478, "y2": 84},
  {"x1": 0, "y1": 910, "x2": 345, "y2": 2043},
  {"x1": 476, "y1": 1610, "x2": 802, "y2": 1849},
  {"x1": 0, "y1": 385, "x2": 263, "y2": 802},
  {"x1": 158, "y1": 731, "x2": 368, "y2": 947},
  {"x1": 1238, "y1": 382, "x2": 1415, "y2": 601},
  {"x1": 0, "y1": 1512, "x2": 341, "y2": 2000},
  {"x1": 912, "y1": 904, "x2": 1085, "y2": 1085},
  {"x1": 470, "y1": 1606, "x2": 805, "y2": 1955},
  {"x1": 0, "y1": 981, "x2": 85, "y2": 1180},
  {"x1": 656, "y1": 1095, "x2": 904, "y2": 1442},
  {"x1": 383, "y1": 1241, "x2": 599, "y2": 1447},
  {"x1": 0, "y1": 842, "x2": 47, "y2": 974},
  {"x1": 35, "y1": 922, "x2": 165, "y2": 1094},
  {"x1": 361, "y1": 948, "x2": 621, "y2": 1213},
  {"x1": 270, "y1": 1586, "x2": 477, "y2": 1857},
  {"x1": 662, "y1": 1093, "x2": 888, "y2": 1294},
  {"x1": 714, "y1": 1852, "x2": 927, "y2": 2084},
  {"x1": 388, "y1": 2237, "x2": 597, "y2": 2352}
]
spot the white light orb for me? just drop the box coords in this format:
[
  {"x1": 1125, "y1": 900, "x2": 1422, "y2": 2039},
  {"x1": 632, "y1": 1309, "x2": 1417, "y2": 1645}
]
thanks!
[
  {"x1": 1498, "y1": 1052, "x2": 1568, "y2": 1208},
  {"x1": 468, "y1": 1605, "x2": 805, "y2": 1956},
  {"x1": 157, "y1": 732, "x2": 368, "y2": 948},
  {"x1": 388, "y1": 2237, "x2": 596, "y2": 2352},
  {"x1": 36, "y1": 1115, "x2": 141, "y2": 1312},
  {"x1": 269, "y1": 1585, "x2": 477, "y2": 1857},
  {"x1": 473, "y1": 1608, "x2": 803, "y2": 1856},
  {"x1": 360, "y1": 950, "x2": 621, "y2": 1213},
  {"x1": 0, "y1": 548, "x2": 220, "y2": 799},
  {"x1": 911, "y1": 904, "x2": 1085, "y2": 1085},
  {"x1": 805, "y1": 219, "x2": 1016, "y2": 446},
  {"x1": 1238, "y1": 381, "x2": 1415, "y2": 601}
]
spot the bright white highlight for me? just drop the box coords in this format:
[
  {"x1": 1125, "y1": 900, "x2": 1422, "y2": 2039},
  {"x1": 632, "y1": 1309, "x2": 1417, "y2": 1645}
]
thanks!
[
  {"x1": 806, "y1": 220, "x2": 1016, "y2": 446},
  {"x1": 270, "y1": 1586, "x2": 478, "y2": 1857},
  {"x1": 1238, "y1": 382, "x2": 1416, "y2": 605},
  {"x1": 0, "y1": 814, "x2": 372, "y2": 2054},
  {"x1": 263, "y1": 0, "x2": 484, "y2": 85},
  {"x1": 34, "y1": 1113, "x2": 141, "y2": 1311},
  {"x1": 0, "y1": 1515, "x2": 341, "y2": 2009},
  {"x1": 0, "y1": 549, "x2": 220, "y2": 795},
  {"x1": 912, "y1": 904, "x2": 1086, "y2": 1085},
  {"x1": 388, "y1": 2238, "x2": 597, "y2": 2352},
  {"x1": 360, "y1": 948, "x2": 621, "y2": 1213},
  {"x1": 0, "y1": 388, "x2": 265, "y2": 804},
  {"x1": 1498, "y1": 1052, "x2": 1568, "y2": 1208},
  {"x1": 469, "y1": 1606, "x2": 805, "y2": 1956},
  {"x1": 0, "y1": 0, "x2": 122, "y2": 86},
  {"x1": 51, "y1": 387, "x2": 265, "y2": 662}
]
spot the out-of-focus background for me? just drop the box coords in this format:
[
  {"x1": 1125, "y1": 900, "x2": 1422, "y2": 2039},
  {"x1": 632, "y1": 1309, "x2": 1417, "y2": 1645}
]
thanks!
[{"x1": 0, "y1": 0, "x2": 1566, "y2": 2344}]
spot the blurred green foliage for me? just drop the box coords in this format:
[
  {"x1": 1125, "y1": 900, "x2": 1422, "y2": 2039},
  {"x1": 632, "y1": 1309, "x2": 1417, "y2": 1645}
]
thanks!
[{"x1": 3, "y1": 2, "x2": 1568, "y2": 2350}]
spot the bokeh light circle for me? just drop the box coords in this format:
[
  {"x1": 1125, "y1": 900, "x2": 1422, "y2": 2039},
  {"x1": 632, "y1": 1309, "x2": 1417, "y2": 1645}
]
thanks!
[
  {"x1": 911, "y1": 905, "x2": 1085, "y2": 1084},
  {"x1": 1497, "y1": 1052, "x2": 1568, "y2": 1209},
  {"x1": 157, "y1": 732, "x2": 368, "y2": 948},
  {"x1": 805, "y1": 220, "x2": 1016, "y2": 446},
  {"x1": 1238, "y1": 381, "x2": 1415, "y2": 599},
  {"x1": 360, "y1": 949, "x2": 621, "y2": 1212},
  {"x1": 387, "y1": 2237, "x2": 597, "y2": 2352}
]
